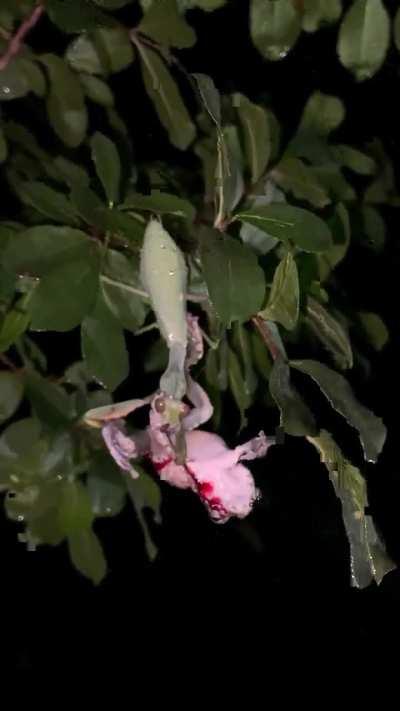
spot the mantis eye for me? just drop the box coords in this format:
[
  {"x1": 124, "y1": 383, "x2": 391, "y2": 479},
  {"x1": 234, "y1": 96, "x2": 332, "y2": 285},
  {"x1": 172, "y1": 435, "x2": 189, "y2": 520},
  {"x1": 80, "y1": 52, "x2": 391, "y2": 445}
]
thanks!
[{"x1": 154, "y1": 396, "x2": 166, "y2": 414}]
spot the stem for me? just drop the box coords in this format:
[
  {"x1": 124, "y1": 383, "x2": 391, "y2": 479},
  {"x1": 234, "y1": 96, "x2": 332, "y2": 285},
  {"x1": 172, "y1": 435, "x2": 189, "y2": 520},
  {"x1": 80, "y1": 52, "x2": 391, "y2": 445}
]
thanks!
[
  {"x1": 0, "y1": 4, "x2": 44, "y2": 71},
  {"x1": 251, "y1": 316, "x2": 282, "y2": 361}
]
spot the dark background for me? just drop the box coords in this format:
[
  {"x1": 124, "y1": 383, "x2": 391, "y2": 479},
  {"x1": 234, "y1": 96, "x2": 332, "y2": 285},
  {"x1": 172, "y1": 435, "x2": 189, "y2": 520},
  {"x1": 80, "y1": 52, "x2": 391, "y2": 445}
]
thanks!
[{"x1": 2, "y1": 0, "x2": 400, "y2": 671}]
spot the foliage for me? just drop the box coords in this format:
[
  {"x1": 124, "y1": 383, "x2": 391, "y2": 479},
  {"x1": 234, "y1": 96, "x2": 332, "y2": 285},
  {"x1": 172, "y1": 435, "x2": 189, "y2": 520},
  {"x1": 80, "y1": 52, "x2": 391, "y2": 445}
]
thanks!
[{"x1": 0, "y1": 0, "x2": 397, "y2": 587}]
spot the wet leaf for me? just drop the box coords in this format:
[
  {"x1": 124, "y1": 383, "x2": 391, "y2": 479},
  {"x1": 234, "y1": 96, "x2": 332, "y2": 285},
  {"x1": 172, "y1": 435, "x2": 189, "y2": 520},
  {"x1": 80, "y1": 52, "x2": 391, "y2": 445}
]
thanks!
[
  {"x1": 269, "y1": 356, "x2": 317, "y2": 436},
  {"x1": 40, "y1": 54, "x2": 88, "y2": 148},
  {"x1": 90, "y1": 131, "x2": 121, "y2": 205},
  {"x1": 234, "y1": 93, "x2": 271, "y2": 184},
  {"x1": 260, "y1": 252, "x2": 299, "y2": 331},
  {"x1": 337, "y1": 0, "x2": 390, "y2": 81},
  {"x1": 250, "y1": 0, "x2": 301, "y2": 61},
  {"x1": 305, "y1": 296, "x2": 353, "y2": 369},
  {"x1": 138, "y1": 0, "x2": 196, "y2": 48}
]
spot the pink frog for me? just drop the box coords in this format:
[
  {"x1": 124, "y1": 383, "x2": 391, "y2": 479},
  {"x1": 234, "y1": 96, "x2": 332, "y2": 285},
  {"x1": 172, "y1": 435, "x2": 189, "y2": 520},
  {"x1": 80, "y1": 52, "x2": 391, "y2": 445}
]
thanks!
[{"x1": 84, "y1": 315, "x2": 275, "y2": 523}]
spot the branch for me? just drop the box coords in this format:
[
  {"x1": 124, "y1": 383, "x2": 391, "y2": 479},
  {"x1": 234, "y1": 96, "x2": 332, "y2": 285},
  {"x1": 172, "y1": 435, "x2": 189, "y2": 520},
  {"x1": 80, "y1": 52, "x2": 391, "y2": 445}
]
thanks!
[
  {"x1": 0, "y1": 4, "x2": 44, "y2": 71},
  {"x1": 251, "y1": 316, "x2": 283, "y2": 362}
]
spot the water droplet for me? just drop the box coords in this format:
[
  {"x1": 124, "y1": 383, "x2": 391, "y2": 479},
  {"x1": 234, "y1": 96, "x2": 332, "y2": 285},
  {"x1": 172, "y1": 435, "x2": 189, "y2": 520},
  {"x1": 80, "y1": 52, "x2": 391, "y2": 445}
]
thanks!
[
  {"x1": 2, "y1": 86, "x2": 10, "y2": 94},
  {"x1": 57, "y1": 474, "x2": 63, "y2": 481},
  {"x1": 106, "y1": 507, "x2": 112, "y2": 514},
  {"x1": 17, "y1": 515, "x2": 25, "y2": 522},
  {"x1": 168, "y1": 270, "x2": 175, "y2": 276},
  {"x1": 10, "y1": 475, "x2": 19, "y2": 484},
  {"x1": 160, "y1": 244, "x2": 166, "y2": 250}
]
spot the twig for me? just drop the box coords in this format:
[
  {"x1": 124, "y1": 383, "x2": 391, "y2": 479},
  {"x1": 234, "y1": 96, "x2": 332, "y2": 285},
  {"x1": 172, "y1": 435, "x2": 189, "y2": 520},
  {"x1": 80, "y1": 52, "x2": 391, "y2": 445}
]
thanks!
[
  {"x1": 251, "y1": 316, "x2": 283, "y2": 362},
  {"x1": 0, "y1": 4, "x2": 44, "y2": 71}
]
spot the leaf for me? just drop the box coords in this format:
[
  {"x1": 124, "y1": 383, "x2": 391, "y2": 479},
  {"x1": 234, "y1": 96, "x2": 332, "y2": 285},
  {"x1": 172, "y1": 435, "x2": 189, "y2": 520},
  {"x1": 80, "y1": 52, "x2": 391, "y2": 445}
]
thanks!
[
  {"x1": 220, "y1": 125, "x2": 245, "y2": 217},
  {"x1": 47, "y1": 0, "x2": 114, "y2": 33},
  {"x1": 138, "y1": 0, "x2": 196, "y2": 48},
  {"x1": 358, "y1": 312, "x2": 389, "y2": 351},
  {"x1": 260, "y1": 252, "x2": 299, "y2": 331},
  {"x1": 137, "y1": 43, "x2": 195, "y2": 150},
  {"x1": 24, "y1": 370, "x2": 73, "y2": 428},
  {"x1": 0, "y1": 372, "x2": 24, "y2": 424},
  {"x1": 29, "y1": 243, "x2": 100, "y2": 332},
  {"x1": 305, "y1": 296, "x2": 353, "y2": 370},
  {"x1": 0, "y1": 61, "x2": 30, "y2": 101},
  {"x1": 102, "y1": 250, "x2": 147, "y2": 331},
  {"x1": 40, "y1": 54, "x2": 88, "y2": 148},
  {"x1": 200, "y1": 228, "x2": 266, "y2": 326},
  {"x1": 87, "y1": 450, "x2": 126, "y2": 516},
  {"x1": 231, "y1": 322, "x2": 258, "y2": 397},
  {"x1": 90, "y1": 132, "x2": 121, "y2": 205},
  {"x1": 235, "y1": 204, "x2": 332, "y2": 253},
  {"x1": 2, "y1": 225, "x2": 90, "y2": 277},
  {"x1": 302, "y1": 0, "x2": 342, "y2": 32},
  {"x1": 227, "y1": 346, "x2": 251, "y2": 431},
  {"x1": 297, "y1": 91, "x2": 345, "y2": 137},
  {"x1": 337, "y1": 0, "x2": 390, "y2": 81},
  {"x1": 58, "y1": 480, "x2": 94, "y2": 534},
  {"x1": 79, "y1": 73, "x2": 114, "y2": 107},
  {"x1": 12, "y1": 180, "x2": 79, "y2": 226},
  {"x1": 81, "y1": 291, "x2": 129, "y2": 391},
  {"x1": 269, "y1": 357, "x2": 317, "y2": 436},
  {"x1": 308, "y1": 430, "x2": 395, "y2": 587},
  {"x1": 362, "y1": 205, "x2": 386, "y2": 252},
  {"x1": 333, "y1": 145, "x2": 375, "y2": 175},
  {"x1": 233, "y1": 93, "x2": 271, "y2": 184},
  {"x1": 271, "y1": 156, "x2": 330, "y2": 208},
  {"x1": 93, "y1": 0, "x2": 131, "y2": 7},
  {"x1": 121, "y1": 190, "x2": 195, "y2": 221},
  {"x1": 126, "y1": 465, "x2": 161, "y2": 561},
  {"x1": 291, "y1": 359, "x2": 386, "y2": 462},
  {"x1": 68, "y1": 529, "x2": 107, "y2": 585},
  {"x1": 250, "y1": 0, "x2": 301, "y2": 61},
  {"x1": 192, "y1": 73, "x2": 221, "y2": 126}
]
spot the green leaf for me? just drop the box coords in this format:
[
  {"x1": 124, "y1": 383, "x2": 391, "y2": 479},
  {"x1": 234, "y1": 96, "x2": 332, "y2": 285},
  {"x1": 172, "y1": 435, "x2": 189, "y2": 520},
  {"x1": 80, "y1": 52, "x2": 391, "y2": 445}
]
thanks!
[
  {"x1": 137, "y1": 43, "x2": 195, "y2": 150},
  {"x1": 235, "y1": 204, "x2": 332, "y2": 253},
  {"x1": 297, "y1": 91, "x2": 345, "y2": 137},
  {"x1": 29, "y1": 243, "x2": 100, "y2": 332},
  {"x1": 87, "y1": 450, "x2": 126, "y2": 516},
  {"x1": 138, "y1": 0, "x2": 196, "y2": 48},
  {"x1": 179, "y1": 0, "x2": 226, "y2": 9},
  {"x1": 250, "y1": 0, "x2": 301, "y2": 61},
  {"x1": 233, "y1": 93, "x2": 271, "y2": 184},
  {"x1": 2, "y1": 225, "x2": 90, "y2": 277},
  {"x1": 362, "y1": 205, "x2": 386, "y2": 252},
  {"x1": 101, "y1": 250, "x2": 147, "y2": 332},
  {"x1": 305, "y1": 297, "x2": 353, "y2": 370},
  {"x1": 126, "y1": 464, "x2": 161, "y2": 561},
  {"x1": 90, "y1": 132, "x2": 121, "y2": 205},
  {"x1": 358, "y1": 312, "x2": 389, "y2": 351},
  {"x1": 192, "y1": 73, "x2": 221, "y2": 126},
  {"x1": 302, "y1": 0, "x2": 342, "y2": 32},
  {"x1": 200, "y1": 228, "x2": 266, "y2": 326},
  {"x1": 58, "y1": 480, "x2": 94, "y2": 534},
  {"x1": 228, "y1": 346, "x2": 251, "y2": 430},
  {"x1": 291, "y1": 359, "x2": 386, "y2": 462},
  {"x1": 269, "y1": 356, "x2": 317, "y2": 436},
  {"x1": 231, "y1": 322, "x2": 258, "y2": 397},
  {"x1": 12, "y1": 180, "x2": 79, "y2": 226},
  {"x1": 220, "y1": 124, "x2": 245, "y2": 217},
  {"x1": 0, "y1": 294, "x2": 31, "y2": 353},
  {"x1": 337, "y1": 0, "x2": 390, "y2": 81},
  {"x1": 53, "y1": 156, "x2": 90, "y2": 189},
  {"x1": 79, "y1": 73, "x2": 114, "y2": 107},
  {"x1": 121, "y1": 190, "x2": 195, "y2": 221},
  {"x1": 68, "y1": 528, "x2": 107, "y2": 584},
  {"x1": 333, "y1": 145, "x2": 375, "y2": 175},
  {"x1": 81, "y1": 291, "x2": 129, "y2": 390},
  {"x1": 260, "y1": 252, "x2": 299, "y2": 331},
  {"x1": 272, "y1": 157, "x2": 330, "y2": 208},
  {"x1": 93, "y1": 0, "x2": 132, "y2": 7},
  {"x1": 308, "y1": 430, "x2": 395, "y2": 587},
  {"x1": 47, "y1": 0, "x2": 114, "y2": 32},
  {"x1": 40, "y1": 54, "x2": 88, "y2": 148},
  {"x1": 0, "y1": 372, "x2": 24, "y2": 424},
  {"x1": 0, "y1": 61, "x2": 30, "y2": 101},
  {"x1": 24, "y1": 370, "x2": 73, "y2": 428}
]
